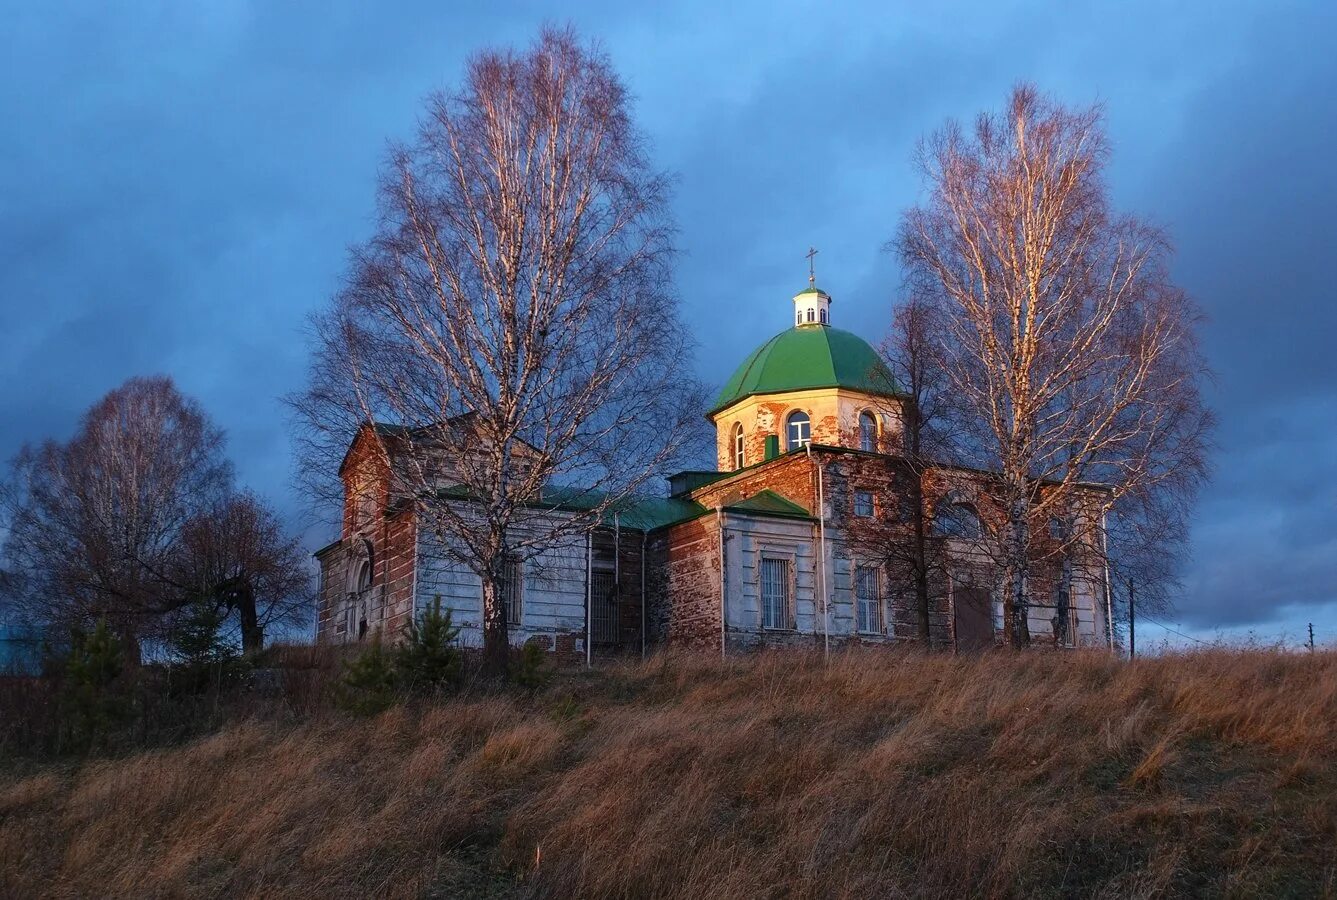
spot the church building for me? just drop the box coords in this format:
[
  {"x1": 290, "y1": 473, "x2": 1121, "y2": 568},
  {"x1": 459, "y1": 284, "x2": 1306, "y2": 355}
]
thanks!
[{"x1": 315, "y1": 278, "x2": 1111, "y2": 657}]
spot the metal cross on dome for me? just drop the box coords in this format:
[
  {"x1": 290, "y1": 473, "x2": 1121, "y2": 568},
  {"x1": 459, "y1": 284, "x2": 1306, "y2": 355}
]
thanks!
[{"x1": 805, "y1": 246, "x2": 818, "y2": 285}]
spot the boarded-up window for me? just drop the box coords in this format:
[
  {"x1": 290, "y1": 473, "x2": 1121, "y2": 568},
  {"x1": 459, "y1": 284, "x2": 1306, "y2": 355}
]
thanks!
[
  {"x1": 761, "y1": 556, "x2": 793, "y2": 630},
  {"x1": 353, "y1": 472, "x2": 377, "y2": 529},
  {"x1": 343, "y1": 600, "x2": 357, "y2": 641},
  {"x1": 954, "y1": 585, "x2": 994, "y2": 652},
  {"x1": 855, "y1": 565, "x2": 881, "y2": 633}
]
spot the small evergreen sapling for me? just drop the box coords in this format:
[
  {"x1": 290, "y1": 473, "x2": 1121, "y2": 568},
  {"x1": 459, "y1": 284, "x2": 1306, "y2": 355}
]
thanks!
[
  {"x1": 394, "y1": 596, "x2": 462, "y2": 693},
  {"x1": 334, "y1": 635, "x2": 397, "y2": 715},
  {"x1": 335, "y1": 597, "x2": 464, "y2": 713},
  {"x1": 512, "y1": 641, "x2": 550, "y2": 690},
  {"x1": 60, "y1": 618, "x2": 128, "y2": 749},
  {"x1": 167, "y1": 595, "x2": 245, "y2": 697}
]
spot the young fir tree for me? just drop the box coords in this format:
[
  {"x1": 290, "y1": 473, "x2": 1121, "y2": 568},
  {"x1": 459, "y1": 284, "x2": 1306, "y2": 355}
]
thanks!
[
  {"x1": 166, "y1": 595, "x2": 242, "y2": 697},
  {"x1": 394, "y1": 596, "x2": 462, "y2": 693},
  {"x1": 61, "y1": 618, "x2": 127, "y2": 750},
  {"x1": 335, "y1": 635, "x2": 398, "y2": 715}
]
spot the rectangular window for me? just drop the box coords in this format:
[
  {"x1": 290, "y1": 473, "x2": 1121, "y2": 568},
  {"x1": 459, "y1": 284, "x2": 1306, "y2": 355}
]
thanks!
[
  {"x1": 760, "y1": 556, "x2": 793, "y2": 630},
  {"x1": 499, "y1": 557, "x2": 523, "y2": 626},
  {"x1": 853, "y1": 489, "x2": 874, "y2": 517},
  {"x1": 855, "y1": 565, "x2": 881, "y2": 633}
]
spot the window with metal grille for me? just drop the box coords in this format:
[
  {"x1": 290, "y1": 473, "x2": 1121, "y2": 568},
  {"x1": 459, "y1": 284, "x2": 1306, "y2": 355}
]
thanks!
[
  {"x1": 499, "y1": 557, "x2": 523, "y2": 625},
  {"x1": 853, "y1": 489, "x2": 874, "y2": 517},
  {"x1": 760, "y1": 556, "x2": 793, "y2": 630},
  {"x1": 590, "y1": 571, "x2": 619, "y2": 645},
  {"x1": 855, "y1": 565, "x2": 881, "y2": 633}
]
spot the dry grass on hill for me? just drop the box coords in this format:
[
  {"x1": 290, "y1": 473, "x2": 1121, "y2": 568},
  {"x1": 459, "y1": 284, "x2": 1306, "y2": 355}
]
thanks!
[{"x1": 3, "y1": 647, "x2": 1337, "y2": 898}]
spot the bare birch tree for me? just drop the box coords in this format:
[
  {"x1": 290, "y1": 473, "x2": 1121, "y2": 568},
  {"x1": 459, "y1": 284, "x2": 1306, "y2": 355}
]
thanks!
[
  {"x1": 291, "y1": 28, "x2": 702, "y2": 676},
  {"x1": 898, "y1": 85, "x2": 1213, "y2": 647},
  {"x1": 0, "y1": 376, "x2": 233, "y2": 650}
]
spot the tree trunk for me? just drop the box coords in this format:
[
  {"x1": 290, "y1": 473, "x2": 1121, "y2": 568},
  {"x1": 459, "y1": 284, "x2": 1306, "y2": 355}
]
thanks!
[
  {"x1": 1003, "y1": 495, "x2": 1031, "y2": 649},
  {"x1": 902, "y1": 399, "x2": 933, "y2": 647},
  {"x1": 237, "y1": 583, "x2": 263, "y2": 656},
  {"x1": 910, "y1": 477, "x2": 932, "y2": 646},
  {"x1": 481, "y1": 575, "x2": 510, "y2": 678},
  {"x1": 114, "y1": 622, "x2": 143, "y2": 670}
]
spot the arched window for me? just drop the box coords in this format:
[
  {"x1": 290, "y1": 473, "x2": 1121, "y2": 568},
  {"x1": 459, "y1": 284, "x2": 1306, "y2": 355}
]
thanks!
[
  {"x1": 806, "y1": 308, "x2": 815, "y2": 323},
  {"x1": 796, "y1": 310, "x2": 803, "y2": 325},
  {"x1": 347, "y1": 540, "x2": 374, "y2": 596},
  {"x1": 859, "y1": 411, "x2": 877, "y2": 452},
  {"x1": 933, "y1": 502, "x2": 983, "y2": 539},
  {"x1": 732, "y1": 422, "x2": 745, "y2": 470},
  {"x1": 786, "y1": 410, "x2": 811, "y2": 450},
  {"x1": 819, "y1": 308, "x2": 827, "y2": 324}
]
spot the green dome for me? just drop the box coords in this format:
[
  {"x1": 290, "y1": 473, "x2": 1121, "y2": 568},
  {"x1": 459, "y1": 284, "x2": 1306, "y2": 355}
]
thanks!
[{"x1": 710, "y1": 325, "x2": 900, "y2": 415}]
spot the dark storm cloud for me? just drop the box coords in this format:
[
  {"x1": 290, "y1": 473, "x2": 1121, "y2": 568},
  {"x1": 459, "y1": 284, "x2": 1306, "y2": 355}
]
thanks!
[
  {"x1": 1129, "y1": 5, "x2": 1337, "y2": 630},
  {"x1": 2, "y1": 1, "x2": 1333, "y2": 636}
]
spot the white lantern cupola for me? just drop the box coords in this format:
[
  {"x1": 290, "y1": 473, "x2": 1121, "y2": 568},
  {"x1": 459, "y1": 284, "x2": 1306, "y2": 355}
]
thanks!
[
  {"x1": 794, "y1": 246, "x2": 831, "y2": 327},
  {"x1": 793, "y1": 283, "x2": 831, "y2": 328}
]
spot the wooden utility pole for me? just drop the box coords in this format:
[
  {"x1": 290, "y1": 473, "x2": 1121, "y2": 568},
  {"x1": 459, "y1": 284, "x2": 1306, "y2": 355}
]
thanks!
[{"x1": 1127, "y1": 577, "x2": 1136, "y2": 660}]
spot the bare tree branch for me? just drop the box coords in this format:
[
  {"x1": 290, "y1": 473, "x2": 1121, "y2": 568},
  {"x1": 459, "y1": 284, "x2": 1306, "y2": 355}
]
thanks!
[
  {"x1": 289, "y1": 27, "x2": 703, "y2": 676},
  {"x1": 897, "y1": 85, "x2": 1214, "y2": 647}
]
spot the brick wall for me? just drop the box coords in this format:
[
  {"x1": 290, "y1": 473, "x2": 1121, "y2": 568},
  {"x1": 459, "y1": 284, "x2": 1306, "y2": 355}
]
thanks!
[
  {"x1": 712, "y1": 389, "x2": 904, "y2": 470},
  {"x1": 646, "y1": 515, "x2": 721, "y2": 650},
  {"x1": 315, "y1": 422, "x2": 419, "y2": 645},
  {"x1": 690, "y1": 451, "x2": 817, "y2": 512}
]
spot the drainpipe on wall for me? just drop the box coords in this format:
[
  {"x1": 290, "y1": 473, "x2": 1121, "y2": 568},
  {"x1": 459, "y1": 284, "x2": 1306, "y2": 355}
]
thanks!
[
  {"x1": 614, "y1": 513, "x2": 621, "y2": 653},
  {"x1": 717, "y1": 508, "x2": 726, "y2": 658},
  {"x1": 410, "y1": 514, "x2": 419, "y2": 626},
  {"x1": 805, "y1": 443, "x2": 829, "y2": 661},
  {"x1": 1101, "y1": 507, "x2": 1114, "y2": 655},
  {"x1": 586, "y1": 531, "x2": 593, "y2": 668},
  {"x1": 641, "y1": 530, "x2": 647, "y2": 660}
]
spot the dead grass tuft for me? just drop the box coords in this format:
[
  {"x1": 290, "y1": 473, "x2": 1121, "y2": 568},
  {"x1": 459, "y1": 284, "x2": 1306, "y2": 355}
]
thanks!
[{"x1": 3, "y1": 647, "x2": 1336, "y2": 898}]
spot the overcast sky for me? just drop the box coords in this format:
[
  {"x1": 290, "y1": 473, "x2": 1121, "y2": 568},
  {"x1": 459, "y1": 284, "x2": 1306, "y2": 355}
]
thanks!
[{"x1": 3, "y1": 1, "x2": 1334, "y2": 645}]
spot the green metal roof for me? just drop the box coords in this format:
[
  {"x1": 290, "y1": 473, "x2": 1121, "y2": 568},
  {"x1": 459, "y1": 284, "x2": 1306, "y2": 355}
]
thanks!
[
  {"x1": 796, "y1": 284, "x2": 829, "y2": 296},
  {"x1": 620, "y1": 495, "x2": 709, "y2": 530},
  {"x1": 710, "y1": 325, "x2": 899, "y2": 415},
  {"x1": 723, "y1": 490, "x2": 815, "y2": 520},
  {"x1": 428, "y1": 483, "x2": 707, "y2": 532}
]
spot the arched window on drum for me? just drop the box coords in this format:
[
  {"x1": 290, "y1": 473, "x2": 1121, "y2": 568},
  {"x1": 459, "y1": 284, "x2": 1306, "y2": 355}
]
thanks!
[
  {"x1": 786, "y1": 410, "x2": 811, "y2": 450},
  {"x1": 858, "y1": 411, "x2": 877, "y2": 452}
]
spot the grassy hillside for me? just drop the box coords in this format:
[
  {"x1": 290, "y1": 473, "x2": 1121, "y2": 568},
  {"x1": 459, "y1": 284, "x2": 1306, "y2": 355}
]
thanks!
[{"x1": 3, "y1": 648, "x2": 1336, "y2": 898}]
